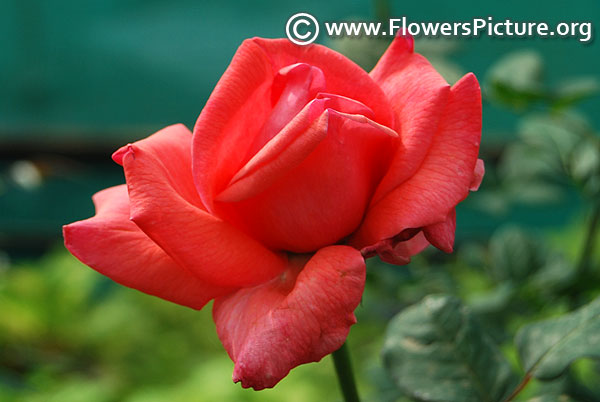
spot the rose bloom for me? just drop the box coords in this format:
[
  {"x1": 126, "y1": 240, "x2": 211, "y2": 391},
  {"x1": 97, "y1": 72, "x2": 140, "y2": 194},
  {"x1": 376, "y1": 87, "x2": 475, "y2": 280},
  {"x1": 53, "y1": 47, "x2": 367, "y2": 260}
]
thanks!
[{"x1": 64, "y1": 34, "x2": 484, "y2": 390}]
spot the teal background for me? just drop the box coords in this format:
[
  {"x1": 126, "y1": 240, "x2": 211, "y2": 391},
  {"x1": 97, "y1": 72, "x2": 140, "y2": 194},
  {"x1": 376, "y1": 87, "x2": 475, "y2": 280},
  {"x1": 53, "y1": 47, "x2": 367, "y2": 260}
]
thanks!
[{"x1": 1, "y1": 0, "x2": 598, "y2": 134}]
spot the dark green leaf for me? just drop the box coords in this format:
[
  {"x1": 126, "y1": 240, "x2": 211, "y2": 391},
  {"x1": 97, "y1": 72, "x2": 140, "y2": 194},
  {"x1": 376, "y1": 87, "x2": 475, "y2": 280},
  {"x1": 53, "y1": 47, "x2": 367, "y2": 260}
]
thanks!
[
  {"x1": 382, "y1": 295, "x2": 517, "y2": 402},
  {"x1": 468, "y1": 282, "x2": 516, "y2": 316},
  {"x1": 529, "y1": 253, "x2": 576, "y2": 294},
  {"x1": 488, "y1": 226, "x2": 542, "y2": 283},
  {"x1": 516, "y1": 296, "x2": 600, "y2": 380}
]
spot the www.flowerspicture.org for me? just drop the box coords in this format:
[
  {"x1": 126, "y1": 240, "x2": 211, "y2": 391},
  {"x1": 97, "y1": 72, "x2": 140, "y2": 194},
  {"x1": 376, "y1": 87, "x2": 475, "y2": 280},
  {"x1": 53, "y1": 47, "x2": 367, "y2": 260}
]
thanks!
[{"x1": 285, "y1": 13, "x2": 594, "y2": 45}]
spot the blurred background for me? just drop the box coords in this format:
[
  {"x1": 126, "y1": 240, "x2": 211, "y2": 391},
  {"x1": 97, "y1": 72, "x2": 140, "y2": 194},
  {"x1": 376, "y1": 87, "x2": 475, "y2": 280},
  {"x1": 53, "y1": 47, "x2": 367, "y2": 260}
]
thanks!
[{"x1": 1, "y1": 0, "x2": 599, "y2": 401}]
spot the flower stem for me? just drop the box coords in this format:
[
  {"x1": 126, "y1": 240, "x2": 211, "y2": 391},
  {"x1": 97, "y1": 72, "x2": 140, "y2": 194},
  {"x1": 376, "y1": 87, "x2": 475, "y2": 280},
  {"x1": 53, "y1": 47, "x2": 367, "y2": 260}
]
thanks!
[{"x1": 331, "y1": 342, "x2": 360, "y2": 402}]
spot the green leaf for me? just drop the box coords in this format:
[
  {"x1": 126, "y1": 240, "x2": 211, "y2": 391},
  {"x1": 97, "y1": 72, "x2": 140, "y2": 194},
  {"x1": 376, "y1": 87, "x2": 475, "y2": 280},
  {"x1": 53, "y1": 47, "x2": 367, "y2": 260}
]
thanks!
[
  {"x1": 468, "y1": 282, "x2": 516, "y2": 316},
  {"x1": 515, "y1": 296, "x2": 600, "y2": 380},
  {"x1": 553, "y1": 76, "x2": 600, "y2": 110},
  {"x1": 529, "y1": 253, "x2": 576, "y2": 294},
  {"x1": 570, "y1": 139, "x2": 600, "y2": 182},
  {"x1": 527, "y1": 394, "x2": 578, "y2": 402},
  {"x1": 488, "y1": 226, "x2": 543, "y2": 283},
  {"x1": 518, "y1": 114, "x2": 583, "y2": 164},
  {"x1": 485, "y1": 50, "x2": 545, "y2": 109},
  {"x1": 500, "y1": 143, "x2": 561, "y2": 182},
  {"x1": 382, "y1": 295, "x2": 517, "y2": 402},
  {"x1": 487, "y1": 50, "x2": 543, "y2": 91}
]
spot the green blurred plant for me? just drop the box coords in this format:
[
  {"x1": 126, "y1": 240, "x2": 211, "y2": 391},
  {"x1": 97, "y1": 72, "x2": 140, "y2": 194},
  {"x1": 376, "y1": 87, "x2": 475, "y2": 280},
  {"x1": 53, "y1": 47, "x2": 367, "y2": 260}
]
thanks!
[{"x1": 485, "y1": 49, "x2": 600, "y2": 112}]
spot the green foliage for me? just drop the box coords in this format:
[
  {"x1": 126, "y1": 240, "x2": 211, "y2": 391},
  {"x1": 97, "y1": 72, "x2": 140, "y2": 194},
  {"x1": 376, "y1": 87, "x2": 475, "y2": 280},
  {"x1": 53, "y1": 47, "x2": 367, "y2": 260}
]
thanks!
[
  {"x1": 488, "y1": 226, "x2": 544, "y2": 283},
  {"x1": 485, "y1": 50, "x2": 545, "y2": 110},
  {"x1": 516, "y1": 296, "x2": 600, "y2": 381},
  {"x1": 382, "y1": 295, "x2": 517, "y2": 402},
  {"x1": 379, "y1": 215, "x2": 600, "y2": 402},
  {"x1": 499, "y1": 110, "x2": 600, "y2": 205},
  {"x1": 485, "y1": 50, "x2": 600, "y2": 111},
  {"x1": 553, "y1": 77, "x2": 600, "y2": 111}
]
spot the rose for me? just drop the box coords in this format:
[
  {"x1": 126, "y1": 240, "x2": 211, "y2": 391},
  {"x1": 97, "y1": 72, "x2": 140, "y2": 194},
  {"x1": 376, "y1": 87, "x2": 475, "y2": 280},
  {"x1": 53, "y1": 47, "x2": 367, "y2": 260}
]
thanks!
[{"x1": 63, "y1": 34, "x2": 484, "y2": 390}]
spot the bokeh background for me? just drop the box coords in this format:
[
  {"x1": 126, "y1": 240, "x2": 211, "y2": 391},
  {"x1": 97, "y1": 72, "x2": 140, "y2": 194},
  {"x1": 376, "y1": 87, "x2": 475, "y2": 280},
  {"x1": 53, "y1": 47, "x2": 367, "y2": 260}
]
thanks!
[{"x1": 1, "y1": 1, "x2": 599, "y2": 401}]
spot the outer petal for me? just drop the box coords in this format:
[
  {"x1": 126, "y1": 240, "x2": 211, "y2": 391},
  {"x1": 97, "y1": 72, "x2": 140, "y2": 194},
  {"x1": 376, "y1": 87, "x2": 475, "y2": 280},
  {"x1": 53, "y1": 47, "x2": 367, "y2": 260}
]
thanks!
[
  {"x1": 360, "y1": 229, "x2": 429, "y2": 265},
  {"x1": 192, "y1": 39, "x2": 274, "y2": 211},
  {"x1": 213, "y1": 246, "x2": 366, "y2": 390},
  {"x1": 470, "y1": 159, "x2": 485, "y2": 191},
  {"x1": 377, "y1": 232, "x2": 430, "y2": 265},
  {"x1": 115, "y1": 124, "x2": 288, "y2": 288},
  {"x1": 369, "y1": 34, "x2": 451, "y2": 204},
  {"x1": 63, "y1": 185, "x2": 233, "y2": 309},
  {"x1": 423, "y1": 208, "x2": 456, "y2": 253},
  {"x1": 215, "y1": 108, "x2": 398, "y2": 253},
  {"x1": 351, "y1": 73, "x2": 482, "y2": 249},
  {"x1": 193, "y1": 37, "x2": 394, "y2": 211}
]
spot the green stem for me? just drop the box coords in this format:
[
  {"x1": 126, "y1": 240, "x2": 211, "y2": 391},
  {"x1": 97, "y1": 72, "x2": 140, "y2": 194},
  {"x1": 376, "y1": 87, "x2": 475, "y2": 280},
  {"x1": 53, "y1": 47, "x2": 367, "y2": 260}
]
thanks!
[{"x1": 331, "y1": 342, "x2": 360, "y2": 402}]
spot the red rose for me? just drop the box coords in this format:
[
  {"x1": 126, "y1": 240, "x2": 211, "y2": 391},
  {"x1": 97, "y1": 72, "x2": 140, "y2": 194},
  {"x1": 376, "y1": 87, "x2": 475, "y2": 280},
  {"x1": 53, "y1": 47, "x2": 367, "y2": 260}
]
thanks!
[{"x1": 63, "y1": 34, "x2": 483, "y2": 390}]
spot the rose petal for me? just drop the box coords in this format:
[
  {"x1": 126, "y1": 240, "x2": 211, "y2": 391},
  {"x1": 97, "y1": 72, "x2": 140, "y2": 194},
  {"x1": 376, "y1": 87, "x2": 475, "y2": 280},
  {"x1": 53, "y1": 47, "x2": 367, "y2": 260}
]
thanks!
[
  {"x1": 217, "y1": 98, "x2": 329, "y2": 203},
  {"x1": 369, "y1": 33, "x2": 451, "y2": 204},
  {"x1": 246, "y1": 62, "x2": 326, "y2": 156},
  {"x1": 217, "y1": 94, "x2": 378, "y2": 203},
  {"x1": 470, "y1": 159, "x2": 485, "y2": 191},
  {"x1": 63, "y1": 185, "x2": 233, "y2": 309},
  {"x1": 116, "y1": 124, "x2": 288, "y2": 288},
  {"x1": 351, "y1": 72, "x2": 482, "y2": 249},
  {"x1": 250, "y1": 38, "x2": 394, "y2": 128},
  {"x1": 192, "y1": 40, "x2": 275, "y2": 211},
  {"x1": 213, "y1": 246, "x2": 365, "y2": 390},
  {"x1": 113, "y1": 124, "x2": 203, "y2": 208},
  {"x1": 423, "y1": 208, "x2": 456, "y2": 253},
  {"x1": 314, "y1": 93, "x2": 375, "y2": 119},
  {"x1": 193, "y1": 38, "x2": 394, "y2": 211},
  {"x1": 376, "y1": 231, "x2": 430, "y2": 265},
  {"x1": 215, "y1": 108, "x2": 398, "y2": 253}
]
